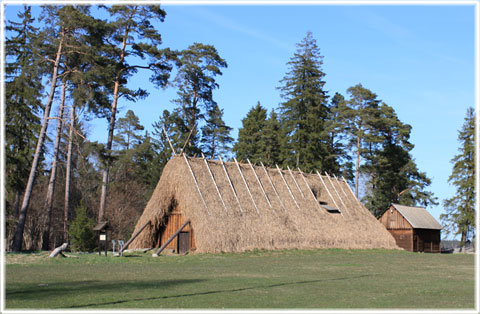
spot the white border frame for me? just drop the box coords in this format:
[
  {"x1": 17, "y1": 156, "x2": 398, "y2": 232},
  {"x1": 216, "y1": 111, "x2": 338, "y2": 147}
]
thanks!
[{"x1": 0, "y1": 1, "x2": 478, "y2": 314}]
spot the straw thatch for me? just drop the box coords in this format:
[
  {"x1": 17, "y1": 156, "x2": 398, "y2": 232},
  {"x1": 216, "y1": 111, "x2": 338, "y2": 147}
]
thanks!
[{"x1": 129, "y1": 155, "x2": 398, "y2": 252}]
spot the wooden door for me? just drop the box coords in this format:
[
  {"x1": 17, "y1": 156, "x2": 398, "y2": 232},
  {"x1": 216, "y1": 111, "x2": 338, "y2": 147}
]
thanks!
[{"x1": 178, "y1": 232, "x2": 190, "y2": 254}]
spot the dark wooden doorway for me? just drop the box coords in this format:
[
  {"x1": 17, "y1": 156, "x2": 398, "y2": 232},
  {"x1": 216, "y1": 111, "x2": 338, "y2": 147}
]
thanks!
[{"x1": 178, "y1": 232, "x2": 190, "y2": 254}]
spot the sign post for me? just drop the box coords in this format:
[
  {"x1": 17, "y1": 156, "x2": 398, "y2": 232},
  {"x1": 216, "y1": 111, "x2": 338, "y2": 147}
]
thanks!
[{"x1": 93, "y1": 221, "x2": 110, "y2": 256}]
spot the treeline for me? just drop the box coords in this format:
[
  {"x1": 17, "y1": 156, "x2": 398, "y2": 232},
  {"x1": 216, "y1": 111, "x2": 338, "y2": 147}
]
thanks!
[
  {"x1": 5, "y1": 5, "x2": 232, "y2": 251},
  {"x1": 6, "y1": 5, "x2": 462, "y2": 252}
]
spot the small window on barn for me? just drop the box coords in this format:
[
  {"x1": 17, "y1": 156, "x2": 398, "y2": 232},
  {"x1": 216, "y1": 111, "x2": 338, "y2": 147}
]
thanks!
[{"x1": 321, "y1": 204, "x2": 341, "y2": 214}]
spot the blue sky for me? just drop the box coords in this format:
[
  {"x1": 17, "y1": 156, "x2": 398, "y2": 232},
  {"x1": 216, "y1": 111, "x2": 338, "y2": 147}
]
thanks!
[{"x1": 4, "y1": 2, "x2": 477, "y2": 236}]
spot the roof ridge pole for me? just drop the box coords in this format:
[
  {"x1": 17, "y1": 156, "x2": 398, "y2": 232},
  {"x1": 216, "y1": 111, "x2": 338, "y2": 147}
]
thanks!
[
  {"x1": 276, "y1": 164, "x2": 301, "y2": 211},
  {"x1": 298, "y1": 168, "x2": 325, "y2": 215},
  {"x1": 202, "y1": 153, "x2": 228, "y2": 214},
  {"x1": 183, "y1": 154, "x2": 211, "y2": 216},
  {"x1": 234, "y1": 157, "x2": 260, "y2": 216},
  {"x1": 219, "y1": 155, "x2": 244, "y2": 215},
  {"x1": 325, "y1": 172, "x2": 349, "y2": 216},
  {"x1": 316, "y1": 170, "x2": 343, "y2": 217},
  {"x1": 287, "y1": 166, "x2": 305, "y2": 199},
  {"x1": 247, "y1": 159, "x2": 272, "y2": 208},
  {"x1": 261, "y1": 162, "x2": 287, "y2": 213}
]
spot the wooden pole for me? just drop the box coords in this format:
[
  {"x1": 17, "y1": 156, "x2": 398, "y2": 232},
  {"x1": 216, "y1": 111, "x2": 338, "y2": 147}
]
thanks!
[
  {"x1": 261, "y1": 162, "x2": 286, "y2": 212},
  {"x1": 247, "y1": 159, "x2": 272, "y2": 208},
  {"x1": 234, "y1": 157, "x2": 260, "y2": 215},
  {"x1": 342, "y1": 176, "x2": 365, "y2": 212},
  {"x1": 180, "y1": 124, "x2": 196, "y2": 155},
  {"x1": 183, "y1": 154, "x2": 210, "y2": 216},
  {"x1": 162, "y1": 127, "x2": 176, "y2": 156},
  {"x1": 202, "y1": 154, "x2": 228, "y2": 214},
  {"x1": 219, "y1": 156, "x2": 244, "y2": 214},
  {"x1": 316, "y1": 171, "x2": 343, "y2": 217},
  {"x1": 298, "y1": 168, "x2": 325, "y2": 214},
  {"x1": 335, "y1": 174, "x2": 350, "y2": 198},
  {"x1": 120, "y1": 220, "x2": 151, "y2": 254},
  {"x1": 287, "y1": 166, "x2": 305, "y2": 199},
  {"x1": 153, "y1": 220, "x2": 191, "y2": 256},
  {"x1": 336, "y1": 174, "x2": 355, "y2": 216},
  {"x1": 325, "y1": 172, "x2": 349, "y2": 216},
  {"x1": 277, "y1": 164, "x2": 301, "y2": 211}
]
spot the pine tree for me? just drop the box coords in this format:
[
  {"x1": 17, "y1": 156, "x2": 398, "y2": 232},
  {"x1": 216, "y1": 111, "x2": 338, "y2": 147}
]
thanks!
[
  {"x1": 360, "y1": 102, "x2": 437, "y2": 217},
  {"x1": 114, "y1": 110, "x2": 145, "y2": 151},
  {"x1": 98, "y1": 5, "x2": 175, "y2": 223},
  {"x1": 12, "y1": 5, "x2": 99, "y2": 252},
  {"x1": 340, "y1": 84, "x2": 381, "y2": 197},
  {"x1": 172, "y1": 43, "x2": 227, "y2": 155},
  {"x1": 441, "y1": 107, "x2": 476, "y2": 244},
  {"x1": 278, "y1": 31, "x2": 330, "y2": 171},
  {"x1": 200, "y1": 105, "x2": 234, "y2": 159},
  {"x1": 41, "y1": 80, "x2": 67, "y2": 250},
  {"x1": 233, "y1": 102, "x2": 268, "y2": 163}
]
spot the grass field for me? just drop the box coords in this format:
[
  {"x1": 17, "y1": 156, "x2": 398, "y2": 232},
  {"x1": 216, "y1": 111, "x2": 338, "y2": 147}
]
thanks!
[{"x1": 4, "y1": 248, "x2": 476, "y2": 310}]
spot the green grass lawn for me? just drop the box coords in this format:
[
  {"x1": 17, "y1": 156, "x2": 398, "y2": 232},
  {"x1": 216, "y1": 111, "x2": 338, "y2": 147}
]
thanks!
[{"x1": 4, "y1": 248, "x2": 475, "y2": 310}]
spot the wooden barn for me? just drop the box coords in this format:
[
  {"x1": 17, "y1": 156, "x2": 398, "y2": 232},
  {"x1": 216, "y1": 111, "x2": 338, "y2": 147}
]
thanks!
[
  {"x1": 378, "y1": 204, "x2": 442, "y2": 253},
  {"x1": 128, "y1": 155, "x2": 398, "y2": 253}
]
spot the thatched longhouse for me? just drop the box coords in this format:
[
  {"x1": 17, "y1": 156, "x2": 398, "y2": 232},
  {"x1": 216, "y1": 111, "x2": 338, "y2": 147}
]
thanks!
[{"x1": 129, "y1": 155, "x2": 398, "y2": 253}]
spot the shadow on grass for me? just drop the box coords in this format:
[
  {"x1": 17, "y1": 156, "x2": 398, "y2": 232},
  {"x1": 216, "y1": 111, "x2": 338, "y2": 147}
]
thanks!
[
  {"x1": 64, "y1": 274, "x2": 373, "y2": 309},
  {"x1": 7, "y1": 279, "x2": 205, "y2": 301}
]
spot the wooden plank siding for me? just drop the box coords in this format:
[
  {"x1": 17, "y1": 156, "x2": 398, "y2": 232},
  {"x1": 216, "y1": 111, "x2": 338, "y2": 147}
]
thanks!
[
  {"x1": 157, "y1": 210, "x2": 196, "y2": 253},
  {"x1": 378, "y1": 205, "x2": 441, "y2": 253},
  {"x1": 378, "y1": 206, "x2": 413, "y2": 230},
  {"x1": 389, "y1": 229, "x2": 414, "y2": 251}
]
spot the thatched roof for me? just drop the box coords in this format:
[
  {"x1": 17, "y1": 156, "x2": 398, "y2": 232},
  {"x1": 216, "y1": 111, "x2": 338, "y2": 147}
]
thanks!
[{"x1": 129, "y1": 155, "x2": 398, "y2": 252}]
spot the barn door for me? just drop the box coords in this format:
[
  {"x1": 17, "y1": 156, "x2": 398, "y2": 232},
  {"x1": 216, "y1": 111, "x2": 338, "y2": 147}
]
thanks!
[{"x1": 178, "y1": 232, "x2": 190, "y2": 254}]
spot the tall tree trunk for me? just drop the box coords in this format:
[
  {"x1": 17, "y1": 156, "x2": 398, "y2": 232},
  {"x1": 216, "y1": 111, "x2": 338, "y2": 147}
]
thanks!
[
  {"x1": 41, "y1": 80, "x2": 67, "y2": 251},
  {"x1": 13, "y1": 192, "x2": 20, "y2": 218},
  {"x1": 12, "y1": 34, "x2": 64, "y2": 252},
  {"x1": 98, "y1": 26, "x2": 128, "y2": 223},
  {"x1": 355, "y1": 134, "x2": 361, "y2": 198},
  {"x1": 64, "y1": 103, "x2": 75, "y2": 240}
]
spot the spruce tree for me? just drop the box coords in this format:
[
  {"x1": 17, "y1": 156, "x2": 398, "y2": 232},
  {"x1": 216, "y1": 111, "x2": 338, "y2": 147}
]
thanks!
[
  {"x1": 325, "y1": 92, "x2": 352, "y2": 178},
  {"x1": 5, "y1": 6, "x2": 43, "y2": 221},
  {"x1": 200, "y1": 104, "x2": 234, "y2": 159},
  {"x1": 441, "y1": 107, "x2": 476, "y2": 244},
  {"x1": 261, "y1": 110, "x2": 284, "y2": 166},
  {"x1": 278, "y1": 31, "x2": 330, "y2": 171},
  {"x1": 233, "y1": 102, "x2": 268, "y2": 163}
]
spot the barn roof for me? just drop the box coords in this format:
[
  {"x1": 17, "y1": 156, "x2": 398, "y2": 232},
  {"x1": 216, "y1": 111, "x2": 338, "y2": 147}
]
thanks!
[
  {"x1": 391, "y1": 204, "x2": 442, "y2": 230},
  {"x1": 129, "y1": 155, "x2": 398, "y2": 252}
]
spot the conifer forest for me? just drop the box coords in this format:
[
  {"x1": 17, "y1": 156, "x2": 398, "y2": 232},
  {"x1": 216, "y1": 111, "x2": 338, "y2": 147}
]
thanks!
[{"x1": 4, "y1": 5, "x2": 475, "y2": 252}]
